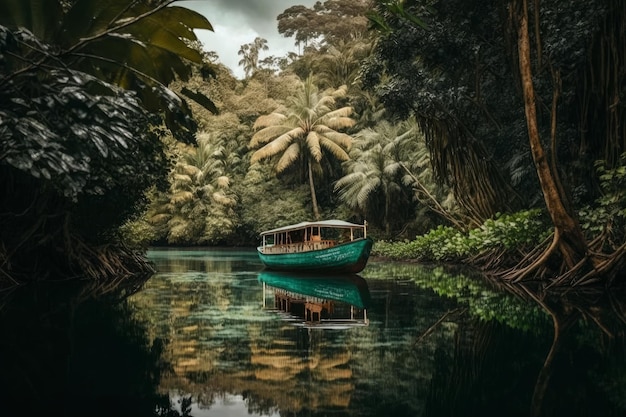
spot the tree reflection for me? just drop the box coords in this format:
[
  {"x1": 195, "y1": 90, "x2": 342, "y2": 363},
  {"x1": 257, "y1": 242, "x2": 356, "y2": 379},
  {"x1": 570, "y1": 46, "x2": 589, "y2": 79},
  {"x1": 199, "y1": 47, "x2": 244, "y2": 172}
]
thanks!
[
  {"x1": 505, "y1": 284, "x2": 626, "y2": 417},
  {"x1": 0, "y1": 281, "x2": 183, "y2": 417},
  {"x1": 369, "y1": 261, "x2": 626, "y2": 417},
  {"x1": 8, "y1": 251, "x2": 624, "y2": 417}
]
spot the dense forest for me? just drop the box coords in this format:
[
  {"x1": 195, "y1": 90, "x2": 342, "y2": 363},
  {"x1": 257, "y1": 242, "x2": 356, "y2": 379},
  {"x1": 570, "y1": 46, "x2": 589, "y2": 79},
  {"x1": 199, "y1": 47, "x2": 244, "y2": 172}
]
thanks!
[{"x1": 0, "y1": 0, "x2": 625, "y2": 287}]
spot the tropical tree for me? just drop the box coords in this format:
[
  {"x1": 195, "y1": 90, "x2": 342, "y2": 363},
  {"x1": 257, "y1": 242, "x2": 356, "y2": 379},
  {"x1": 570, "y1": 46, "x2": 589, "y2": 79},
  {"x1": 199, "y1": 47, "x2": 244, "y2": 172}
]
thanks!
[
  {"x1": 150, "y1": 133, "x2": 237, "y2": 245},
  {"x1": 277, "y1": 0, "x2": 372, "y2": 48},
  {"x1": 335, "y1": 119, "x2": 449, "y2": 235},
  {"x1": 0, "y1": 0, "x2": 217, "y2": 142},
  {"x1": 237, "y1": 43, "x2": 255, "y2": 78},
  {"x1": 365, "y1": 0, "x2": 626, "y2": 284},
  {"x1": 238, "y1": 37, "x2": 269, "y2": 78},
  {"x1": 248, "y1": 76, "x2": 355, "y2": 219},
  {"x1": 0, "y1": 0, "x2": 216, "y2": 284},
  {"x1": 364, "y1": 1, "x2": 522, "y2": 223},
  {"x1": 312, "y1": 38, "x2": 374, "y2": 92},
  {"x1": 237, "y1": 164, "x2": 311, "y2": 239},
  {"x1": 334, "y1": 133, "x2": 404, "y2": 234},
  {"x1": 145, "y1": 132, "x2": 238, "y2": 245}
]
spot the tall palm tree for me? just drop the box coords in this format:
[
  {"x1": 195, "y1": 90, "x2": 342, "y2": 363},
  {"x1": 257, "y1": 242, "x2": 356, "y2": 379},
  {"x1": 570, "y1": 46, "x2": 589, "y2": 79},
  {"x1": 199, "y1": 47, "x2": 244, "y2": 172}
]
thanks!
[
  {"x1": 237, "y1": 43, "x2": 255, "y2": 78},
  {"x1": 249, "y1": 76, "x2": 355, "y2": 219}
]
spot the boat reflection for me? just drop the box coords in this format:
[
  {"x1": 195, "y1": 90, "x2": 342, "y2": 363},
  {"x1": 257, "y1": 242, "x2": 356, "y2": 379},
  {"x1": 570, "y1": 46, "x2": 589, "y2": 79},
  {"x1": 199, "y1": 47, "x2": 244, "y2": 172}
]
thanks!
[{"x1": 259, "y1": 271, "x2": 371, "y2": 329}]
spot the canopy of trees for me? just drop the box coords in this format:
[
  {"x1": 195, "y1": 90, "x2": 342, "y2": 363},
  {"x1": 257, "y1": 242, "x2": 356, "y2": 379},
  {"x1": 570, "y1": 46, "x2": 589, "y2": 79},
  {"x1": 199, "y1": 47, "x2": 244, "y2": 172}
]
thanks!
[{"x1": 277, "y1": 0, "x2": 372, "y2": 48}]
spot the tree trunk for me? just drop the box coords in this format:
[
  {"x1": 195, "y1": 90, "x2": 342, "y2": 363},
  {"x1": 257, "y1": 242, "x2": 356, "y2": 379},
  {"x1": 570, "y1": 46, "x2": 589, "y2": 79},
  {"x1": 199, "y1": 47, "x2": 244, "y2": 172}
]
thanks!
[
  {"x1": 308, "y1": 161, "x2": 320, "y2": 220},
  {"x1": 385, "y1": 189, "x2": 390, "y2": 235},
  {"x1": 516, "y1": 0, "x2": 589, "y2": 270}
]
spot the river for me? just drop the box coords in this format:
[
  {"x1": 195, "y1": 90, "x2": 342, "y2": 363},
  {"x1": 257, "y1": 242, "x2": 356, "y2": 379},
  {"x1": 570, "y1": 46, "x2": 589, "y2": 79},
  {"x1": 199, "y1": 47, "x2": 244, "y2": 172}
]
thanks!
[{"x1": 0, "y1": 248, "x2": 625, "y2": 417}]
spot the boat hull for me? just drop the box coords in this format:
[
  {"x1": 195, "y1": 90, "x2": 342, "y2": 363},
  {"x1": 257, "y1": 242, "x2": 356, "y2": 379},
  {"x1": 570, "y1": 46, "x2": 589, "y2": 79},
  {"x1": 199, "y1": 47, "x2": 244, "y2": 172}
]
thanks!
[{"x1": 257, "y1": 237, "x2": 373, "y2": 273}]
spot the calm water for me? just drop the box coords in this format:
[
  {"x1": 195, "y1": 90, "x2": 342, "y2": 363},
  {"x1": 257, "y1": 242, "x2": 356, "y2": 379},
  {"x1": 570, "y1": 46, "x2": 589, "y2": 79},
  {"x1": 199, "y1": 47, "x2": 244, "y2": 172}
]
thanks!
[{"x1": 1, "y1": 248, "x2": 626, "y2": 417}]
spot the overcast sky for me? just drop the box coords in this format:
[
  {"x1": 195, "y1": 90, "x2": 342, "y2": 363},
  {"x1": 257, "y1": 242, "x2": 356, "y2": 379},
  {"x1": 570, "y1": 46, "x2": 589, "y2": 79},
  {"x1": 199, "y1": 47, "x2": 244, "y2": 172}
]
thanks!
[{"x1": 183, "y1": 0, "x2": 317, "y2": 79}]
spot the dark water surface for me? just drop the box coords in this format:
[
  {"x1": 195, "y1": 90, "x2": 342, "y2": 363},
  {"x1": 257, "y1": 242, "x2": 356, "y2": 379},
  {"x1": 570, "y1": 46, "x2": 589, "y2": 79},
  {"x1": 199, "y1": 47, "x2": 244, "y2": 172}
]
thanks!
[{"x1": 1, "y1": 248, "x2": 625, "y2": 417}]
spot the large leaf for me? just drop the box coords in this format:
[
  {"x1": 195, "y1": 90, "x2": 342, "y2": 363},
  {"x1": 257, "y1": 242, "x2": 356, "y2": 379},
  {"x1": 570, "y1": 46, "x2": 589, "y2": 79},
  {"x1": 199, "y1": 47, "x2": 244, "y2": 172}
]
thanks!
[
  {"x1": 3, "y1": 0, "x2": 217, "y2": 142},
  {"x1": 155, "y1": 6, "x2": 213, "y2": 31},
  {"x1": 181, "y1": 87, "x2": 218, "y2": 115}
]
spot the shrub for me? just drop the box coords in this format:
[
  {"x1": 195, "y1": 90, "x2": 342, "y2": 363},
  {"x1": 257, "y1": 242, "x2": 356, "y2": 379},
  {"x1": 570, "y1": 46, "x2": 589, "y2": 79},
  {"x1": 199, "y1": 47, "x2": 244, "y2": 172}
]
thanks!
[{"x1": 372, "y1": 209, "x2": 550, "y2": 263}]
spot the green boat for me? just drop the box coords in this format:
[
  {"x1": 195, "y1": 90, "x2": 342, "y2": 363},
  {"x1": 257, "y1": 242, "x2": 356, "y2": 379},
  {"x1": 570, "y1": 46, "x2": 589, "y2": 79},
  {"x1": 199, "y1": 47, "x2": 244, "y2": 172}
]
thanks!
[{"x1": 257, "y1": 220, "x2": 373, "y2": 273}]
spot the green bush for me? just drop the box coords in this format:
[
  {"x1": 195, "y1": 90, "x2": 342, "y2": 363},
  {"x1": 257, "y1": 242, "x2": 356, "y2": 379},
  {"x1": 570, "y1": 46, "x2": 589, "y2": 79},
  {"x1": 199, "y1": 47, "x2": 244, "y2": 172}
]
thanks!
[
  {"x1": 372, "y1": 209, "x2": 550, "y2": 262},
  {"x1": 578, "y1": 154, "x2": 626, "y2": 249}
]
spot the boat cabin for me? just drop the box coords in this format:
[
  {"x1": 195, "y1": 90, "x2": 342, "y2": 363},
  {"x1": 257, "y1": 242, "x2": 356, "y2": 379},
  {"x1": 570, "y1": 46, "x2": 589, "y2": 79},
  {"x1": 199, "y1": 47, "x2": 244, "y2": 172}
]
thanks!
[{"x1": 259, "y1": 220, "x2": 367, "y2": 255}]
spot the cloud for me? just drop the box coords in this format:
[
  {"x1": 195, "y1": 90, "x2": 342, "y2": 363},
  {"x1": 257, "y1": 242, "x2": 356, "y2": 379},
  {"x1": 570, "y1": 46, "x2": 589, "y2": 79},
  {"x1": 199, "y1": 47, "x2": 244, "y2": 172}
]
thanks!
[{"x1": 183, "y1": 0, "x2": 316, "y2": 78}]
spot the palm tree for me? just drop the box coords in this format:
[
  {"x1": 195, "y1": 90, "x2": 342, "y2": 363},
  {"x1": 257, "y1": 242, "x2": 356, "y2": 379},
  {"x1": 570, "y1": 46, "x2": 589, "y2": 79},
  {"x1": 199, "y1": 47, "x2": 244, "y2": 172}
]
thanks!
[
  {"x1": 249, "y1": 76, "x2": 355, "y2": 219},
  {"x1": 252, "y1": 37, "x2": 269, "y2": 62},
  {"x1": 335, "y1": 121, "x2": 412, "y2": 234},
  {"x1": 237, "y1": 43, "x2": 255, "y2": 78},
  {"x1": 238, "y1": 37, "x2": 269, "y2": 78},
  {"x1": 159, "y1": 133, "x2": 236, "y2": 244},
  {"x1": 313, "y1": 38, "x2": 373, "y2": 91}
]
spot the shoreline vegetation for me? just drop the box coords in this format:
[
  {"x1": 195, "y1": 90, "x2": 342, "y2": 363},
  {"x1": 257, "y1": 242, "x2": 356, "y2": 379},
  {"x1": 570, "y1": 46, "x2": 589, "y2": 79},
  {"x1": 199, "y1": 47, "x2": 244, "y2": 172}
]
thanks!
[{"x1": 1, "y1": 0, "x2": 626, "y2": 289}]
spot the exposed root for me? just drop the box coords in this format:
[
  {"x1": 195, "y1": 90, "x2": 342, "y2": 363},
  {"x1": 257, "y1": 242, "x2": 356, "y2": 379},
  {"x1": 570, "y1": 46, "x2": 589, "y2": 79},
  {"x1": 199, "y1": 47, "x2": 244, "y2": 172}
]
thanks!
[
  {"x1": 0, "y1": 234, "x2": 155, "y2": 293},
  {"x1": 487, "y1": 231, "x2": 558, "y2": 282}
]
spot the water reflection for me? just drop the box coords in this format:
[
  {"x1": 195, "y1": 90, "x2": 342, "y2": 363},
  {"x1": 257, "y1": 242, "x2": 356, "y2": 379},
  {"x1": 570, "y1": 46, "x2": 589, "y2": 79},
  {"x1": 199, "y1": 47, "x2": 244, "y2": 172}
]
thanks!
[
  {"x1": 259, "y1": 271, "x2": 371, "y2": 328},
  {"x1": 1, "y1": 249, "x2": 625, "y2": 417},
  {"x1": 0, "y1": 282, "x2": 173, "y2": 417}
]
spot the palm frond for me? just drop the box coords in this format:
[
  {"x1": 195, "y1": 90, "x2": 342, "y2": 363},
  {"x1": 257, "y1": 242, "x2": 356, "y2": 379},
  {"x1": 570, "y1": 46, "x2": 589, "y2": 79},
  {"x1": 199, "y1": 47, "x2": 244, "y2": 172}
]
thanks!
[
  {"x1": 249, "y1": 125, "x2": 298, "y2": 147},
  {"x1": 275, "y1": 142, "x2": 301, "y2": 173},
  {"x1": 216, "y1": 175, "x2": 230, "y2": 188},
  {"x1": 323, "y1": 106, "x2": 353, "y2": 119},
  {"x1": 356, "y1": 180, "x2": 379, "y2": 208},
  {"x1": 173, "y1": 173, "x2": 192, "y2": 183},
  {"x1": 212, "y1": 191, "x2": 235, "y2": 206},
  {"x1": 331, "y1": 84, "x2": 349, "y2": 98},
  {"x1": 383, "y1": 161, "x2": 401, "y2": 176},
  {"x1": 250, "y1": 132, "x2": 296, "y2": 163},
  {"x1": 180, "y1": 165, "x2": 200, "y2": 177},
  {"x1": 320, "y1": 137, "x2": 350, "y2": 161},
  {"x1": 334, "y1": 170, "x2": 366, "y2": 190},
  {"x1": 324, "y1": 116, "x2": 356, "y2": 131},
  {"x1": 171, "y1": 191, "x2": 194, "y2": 204},
  {"x1": 253, "y1": 112, "x2": 287, "y2": 129},
  {"x1": 315, "y1": 95, "x2": 336, "y2": 110},
  {"x1": 306, "y1": 131, "x2": 323, "y2": 162},
  {"x1": 149, "y1": 213, "x2": 171, "y2": 224},
  {"x1": 319, "y1": 130, "x2": 353, "y2": 149}
]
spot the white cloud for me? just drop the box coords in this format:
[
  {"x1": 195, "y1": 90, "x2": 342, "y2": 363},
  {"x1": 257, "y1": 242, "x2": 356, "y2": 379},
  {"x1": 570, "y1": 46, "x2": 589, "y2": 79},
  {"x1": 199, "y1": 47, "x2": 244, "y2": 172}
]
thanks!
[{"x1": 182, "y1": 0, "x2": 316, "y2": 79}]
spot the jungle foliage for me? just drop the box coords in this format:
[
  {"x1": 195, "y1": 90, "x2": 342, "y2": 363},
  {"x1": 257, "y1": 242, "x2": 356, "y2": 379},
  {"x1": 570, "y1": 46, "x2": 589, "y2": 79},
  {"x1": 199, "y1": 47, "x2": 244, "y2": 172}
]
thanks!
[
  {"x1": 364, "y1": 0, "x2": 626, "y2": 284},
  {"x1": 2, "y1": 0, "x2": 626, "y2": 287},
  {"x1": 0, "y1": 0, "x2": 215, "y2": 285}
]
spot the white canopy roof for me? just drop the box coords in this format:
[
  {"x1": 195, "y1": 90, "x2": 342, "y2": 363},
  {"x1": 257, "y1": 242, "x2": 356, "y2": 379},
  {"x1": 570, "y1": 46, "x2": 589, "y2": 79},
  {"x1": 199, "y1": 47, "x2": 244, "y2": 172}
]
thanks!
[{"x1": 260, "y1": 220, "x2": 365, "y2": 236}]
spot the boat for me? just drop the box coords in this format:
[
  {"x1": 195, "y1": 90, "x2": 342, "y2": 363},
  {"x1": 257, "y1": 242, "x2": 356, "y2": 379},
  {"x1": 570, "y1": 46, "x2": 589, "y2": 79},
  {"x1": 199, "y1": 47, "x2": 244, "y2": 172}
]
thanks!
[
  {"x1": 257, "y1": 220, "x2": 373, "y2": 273},
  {"x1": 259, "y1": 271, "x2": 371, "y2": 327}
]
